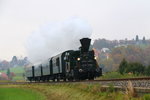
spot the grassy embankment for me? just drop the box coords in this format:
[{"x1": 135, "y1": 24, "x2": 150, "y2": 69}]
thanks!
[
  {"x1": 1, "y1": 83, "x2": 150, "y2": 100},
  {"x1": 0, "y1": 69, "x2": 150, "y2": 100}
]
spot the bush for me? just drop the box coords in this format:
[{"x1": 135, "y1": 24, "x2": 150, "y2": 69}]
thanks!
[
  {"x1": 119, "y1": 58, "x2": 128, "y2": 74},
  {"x1": 145, "y1": 65, "x2": 150, "y2": 76},
  {"x1": 118, "y1": 59, "x2": 146, "y2": 75},
  {"x1": 125, "y1": 62, "x2": 145, "y2": 75}
]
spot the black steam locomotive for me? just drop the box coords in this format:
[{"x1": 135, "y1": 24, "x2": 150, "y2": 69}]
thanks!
[{"x1": 25, "y1": 38, "x2": 102, "y2": 81}]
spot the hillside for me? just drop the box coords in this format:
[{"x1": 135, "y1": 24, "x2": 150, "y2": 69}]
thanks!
[{"x1": 93, "y1": 37, "x2": 150, "y2": 72}]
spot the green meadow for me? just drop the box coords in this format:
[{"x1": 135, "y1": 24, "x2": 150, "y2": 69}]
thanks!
[{"x1": 0, "y1": 87, "x2": 45, "y2": 100}]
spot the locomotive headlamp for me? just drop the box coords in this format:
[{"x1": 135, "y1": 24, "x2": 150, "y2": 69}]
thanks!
[
  {"x1": 79, "y1": 69, "x2": 83, "y2": 72},
  {"x1": 94, "y1": 57, "x2": 97, "y2": 60},
  {"x1": 77, "y1": 58, "x2": 80, "y2": 61}
]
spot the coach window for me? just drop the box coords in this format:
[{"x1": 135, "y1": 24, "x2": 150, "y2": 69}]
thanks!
[{"x1": 56, "y1": 58, "x2": 60, "y2": 67}]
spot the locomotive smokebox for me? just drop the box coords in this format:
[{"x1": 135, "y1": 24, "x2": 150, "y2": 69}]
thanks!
[{"x1": 80, "y1": 38, "x2": 91, "y2": 53}]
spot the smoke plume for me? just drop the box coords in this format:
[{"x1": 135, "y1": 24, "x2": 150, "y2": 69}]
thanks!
[{"x1": 25, "y1": 17, "x2": 92, "y2": 63}]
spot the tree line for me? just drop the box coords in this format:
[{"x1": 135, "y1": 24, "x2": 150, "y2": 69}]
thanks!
[
  {"x1": 0, "y1": 56, "x2": 30, "y2": 70},
  {"x1": 98, "y1": 45, "x2": 150, "y2": 72},
  {"x1": 119, "y1": 58, "x2": 150, "y2": 76},
  {"x1": 93, "y1": 35, "x2": 150, "y2": 50}
]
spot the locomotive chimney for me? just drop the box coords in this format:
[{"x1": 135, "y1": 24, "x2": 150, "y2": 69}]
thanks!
[{"x1": 80, "y1": 38, "x2": 91, "y2": 53}]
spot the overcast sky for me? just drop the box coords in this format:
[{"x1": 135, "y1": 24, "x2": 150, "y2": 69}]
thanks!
[{"x1": 0, "y1": 0, "x2": 150, "y2": 60}]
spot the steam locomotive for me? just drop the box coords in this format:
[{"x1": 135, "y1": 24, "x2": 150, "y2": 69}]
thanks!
[{"x1": 25, "y1": 38, "x2": 102, "y2": 81}]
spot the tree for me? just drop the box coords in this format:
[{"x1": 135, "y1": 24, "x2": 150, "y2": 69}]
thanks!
[
  {"x1": 136, "y1": 35, "x2": 139, "y2": 42},
  {"x1": 10, "y1": 56, "x2": 18, "y2": 67},
  {"x1": 142, "y1": 36, "x2": 146, "y2": 44},
  {"x1": 126, "y1": 62, "x2": 145, "y2": 75},
  {"x1": 119, "y1": 58, "x2": 128, "y2": 74},
  {"x1": 7, "y1": 68, "x2": 11, "y2": 79}
]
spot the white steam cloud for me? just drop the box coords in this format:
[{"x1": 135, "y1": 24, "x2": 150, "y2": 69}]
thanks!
[{"x1": 25, "y1": 17, "x2": 92, "y2": 63}]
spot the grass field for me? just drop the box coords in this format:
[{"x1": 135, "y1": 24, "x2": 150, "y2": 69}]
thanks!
[
  {"x1": 10, "y1": 66, "x2": 25, "y2": 81},
  {"x1": 10, "y1": 67, "x2": 25, "y2": 74},
  {"x1": 0, "y1": 83, "x2": 150, "y2": 100},
  {"x1": 0, "y1": 87, "x2": 45, "y2": 100}
]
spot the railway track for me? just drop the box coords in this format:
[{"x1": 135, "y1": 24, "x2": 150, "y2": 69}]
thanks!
[{"x1": 0, "y1": 77, "x2": 150, "y2": 87}]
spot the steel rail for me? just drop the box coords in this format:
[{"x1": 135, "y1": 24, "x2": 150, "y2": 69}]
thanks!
[{"x1": 0, "y1": 77, "x2": 150, "y2": 85}]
